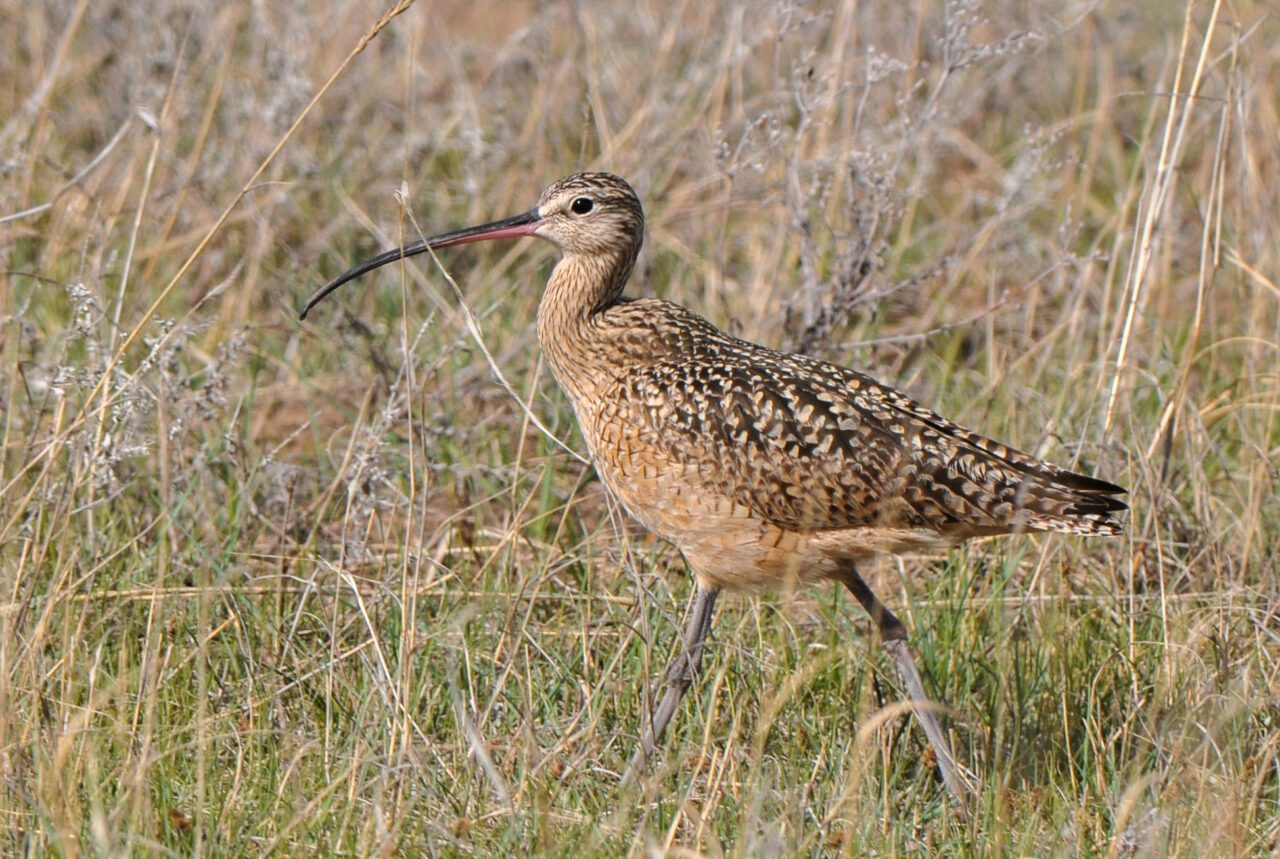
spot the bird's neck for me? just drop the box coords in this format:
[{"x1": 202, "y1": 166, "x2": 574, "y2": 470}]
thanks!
[{"x1": 536, "y1": 250, "x2": 635, "y2": 401}]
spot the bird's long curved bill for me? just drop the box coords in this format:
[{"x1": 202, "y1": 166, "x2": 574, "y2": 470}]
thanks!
[{"x1": 299, "y1": 208, "x2": 543, "y2": 319}]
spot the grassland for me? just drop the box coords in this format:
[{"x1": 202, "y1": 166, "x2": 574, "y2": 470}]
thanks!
[{"x1": 1, "y1": 0, "x2": 1277, "y2": 854}]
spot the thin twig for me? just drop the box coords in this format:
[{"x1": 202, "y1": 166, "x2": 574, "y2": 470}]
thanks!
[{"x1": 0, "y1": 114, "x2": 136, "y2": 226}]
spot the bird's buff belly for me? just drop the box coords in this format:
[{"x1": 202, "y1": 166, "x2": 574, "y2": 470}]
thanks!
[
  {"x1": 594, "y1": 456, "x2": 961, "y2": 592},
  {"x1": 593, "y1": 458, "x2": 842, "y2": 590}
]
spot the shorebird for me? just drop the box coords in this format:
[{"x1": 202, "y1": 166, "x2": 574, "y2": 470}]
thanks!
[{"x1": 301, "y1": 172, "x2": 1127, "y2": 802}]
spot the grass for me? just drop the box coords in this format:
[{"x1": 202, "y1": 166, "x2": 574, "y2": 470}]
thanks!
[{"x1": 2, "y1": 0, "x2": 1278, "y2": 854}]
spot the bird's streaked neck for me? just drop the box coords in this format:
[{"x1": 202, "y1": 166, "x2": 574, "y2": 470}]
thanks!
[{"x1": 536, "y1": 249, "x2": 637, "y2": 398}]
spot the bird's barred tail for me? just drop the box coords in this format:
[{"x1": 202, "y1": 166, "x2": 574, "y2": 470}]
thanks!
[{"x1": 1023, "y1": 470, "x2": 1128, "y2": 536}]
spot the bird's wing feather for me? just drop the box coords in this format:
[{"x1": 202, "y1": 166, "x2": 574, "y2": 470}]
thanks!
[{"x1": 617, "y1": 331, "x2": 1124, "y2": 536}]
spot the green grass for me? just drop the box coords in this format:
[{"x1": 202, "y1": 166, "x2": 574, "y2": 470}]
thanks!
[{"x1": 2, "y1": 0, "x2": 1278, "y2": 854}]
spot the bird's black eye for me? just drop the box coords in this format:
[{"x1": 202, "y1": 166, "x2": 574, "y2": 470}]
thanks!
[{"x1": 570, "y1": 197, "x2": 594, "y2": 215}]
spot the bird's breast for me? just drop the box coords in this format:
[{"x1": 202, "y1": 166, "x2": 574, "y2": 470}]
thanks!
[{"x1": 576, "y1": 395, "x2": 837, "y2": 590}]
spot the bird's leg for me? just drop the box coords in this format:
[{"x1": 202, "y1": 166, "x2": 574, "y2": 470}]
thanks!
[
  {"x1": 622, "y1": 585, "x2": 720, "y2": 785},
  {"x1": 836, "y1": 566, "x2": 970, "y2": 807}
]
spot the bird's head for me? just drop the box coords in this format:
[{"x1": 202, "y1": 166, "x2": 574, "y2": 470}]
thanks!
[
  {"x1": 530, "y1": 172, "x2": 644, "y2": 257},
  {"x1": 299, "y1": 172, "x2": 643, "y2": 319}
]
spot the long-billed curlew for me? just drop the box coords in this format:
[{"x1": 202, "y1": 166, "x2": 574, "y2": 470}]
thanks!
[{"x1": 301, "y1": 172, "x2": 1127, "y2": 802}]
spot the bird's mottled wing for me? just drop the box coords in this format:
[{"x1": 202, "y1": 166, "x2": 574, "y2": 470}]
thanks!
[
  {"x1": 615, "y1": 357, "x2": 920, "y2": 531},
  {"x1": 615, "y1": 335, "x2": 1124, "y2": 536}
]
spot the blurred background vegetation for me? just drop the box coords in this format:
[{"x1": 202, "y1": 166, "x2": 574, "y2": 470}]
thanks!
[{"x1": 1, "y1": 0, "x2": 1276, "y2": 854}]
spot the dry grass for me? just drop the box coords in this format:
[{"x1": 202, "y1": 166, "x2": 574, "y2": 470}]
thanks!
[{"x1": 1, "y1": 0, "x2": 1278, "y2": 854}]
